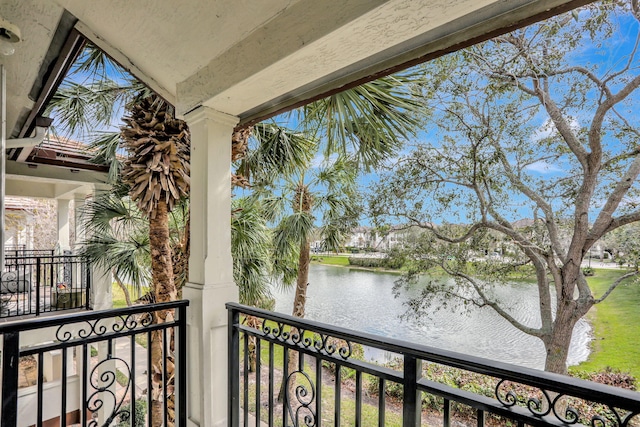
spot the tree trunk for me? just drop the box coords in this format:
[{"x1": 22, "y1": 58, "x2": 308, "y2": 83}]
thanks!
[
  {"x1": 113, "y1": 271, "x2": 133, "y2": 306},
  {"x1": 292, "y1": 239, "x2": 311, "y2": 318},
  {"x1": 149, "y1": 201, "x2": 177, "y2": 427},
  {"x1": 172, "y1": 213, "x2": 190, "y2": 297},
  {"x1": 245, "y1": 315, "x2": 260, "y2": 372},
  {"x1": 543, "y1": 303, "x2": 580, "y2": 375},
  {"x1": 278, "y1": 239, "x2": 311, "y2": 403}
]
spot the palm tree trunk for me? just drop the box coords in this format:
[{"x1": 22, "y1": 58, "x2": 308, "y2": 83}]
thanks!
[
  {"x1": 292, "y1": 239, "x2": 311, "y2": 317},
  {"x1": 149, "y1": 201, "x2": 177, "y2": 427},
  {"x1": 278, "y1": 239, "x2": 311, "y2": 403},
  {"x1": 113, "y1": 270, "x2": 133, "y2": 306}
]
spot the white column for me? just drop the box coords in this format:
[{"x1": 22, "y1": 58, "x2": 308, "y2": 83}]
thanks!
[
  {"x1": 87, "y1": 190, "x2": 112, "y2": 310},
  {"x1": 73, "y1": 196, "x2": 86, "y2": 250},
  {"x1": 91, "y1": 263, "x2": 112, "y2": 310},
  {"x1": 57, "y1": 199, "x2": 71, "y2": 252},
  {"x1": 183, "y1": 106, "x2": 238, "y2": 427}
]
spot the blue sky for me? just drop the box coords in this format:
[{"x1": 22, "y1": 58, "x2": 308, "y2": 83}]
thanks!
[{"x1": 50, "y1": 4, "x2": 640, "y2": 229}]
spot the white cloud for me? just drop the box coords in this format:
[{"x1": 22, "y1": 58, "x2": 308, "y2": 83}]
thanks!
[
  {"x1": 310, "y1": 153, "x2": 339, "y2": 169},
  {"x1": 532, "y1": 117, "x2": 580, "y2": 141},
  {"x1": 524, "y1": 160, "x2": 564, "y2": 174}
]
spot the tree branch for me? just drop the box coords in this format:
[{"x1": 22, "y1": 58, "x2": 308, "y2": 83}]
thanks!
[
  {"x1": 532, "y1": 78, "x2": 589, "y2": 168},
  {"x1": 594, "y1": 270, "x2": 640, "y2": 304},
  {"x1": 589, "y1": 155, "x2": 640, "y2": 243},
  {"x1": 453, "y1": 270, "x2": 545, "y2": 337}
]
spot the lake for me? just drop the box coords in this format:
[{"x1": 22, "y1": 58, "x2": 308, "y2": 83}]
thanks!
[{"x1": 272, "y1": 264, "x2": 591, "y2": 370}]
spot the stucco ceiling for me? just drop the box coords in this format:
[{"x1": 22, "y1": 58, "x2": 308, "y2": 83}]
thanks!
[{"x1": 1, "y1": 0, "x2": 591, "y2": 139}]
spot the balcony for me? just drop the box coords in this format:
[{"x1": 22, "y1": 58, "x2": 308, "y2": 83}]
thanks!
[
  {"x1": 1, "y1": 252, "x2": 90, "y2": 318},
  {"x1": 0, "y1": 301, "x2": 188, "y2": 427},
  {"x1": 228, "y1": 303, "x2": 640, "y2": 427}
]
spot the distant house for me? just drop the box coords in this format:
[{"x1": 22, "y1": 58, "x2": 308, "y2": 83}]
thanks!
[{"x1": 345, "y1": 225, "x2": 418, "y2": 251}]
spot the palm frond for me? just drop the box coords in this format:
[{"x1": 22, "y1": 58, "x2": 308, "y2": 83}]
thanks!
[
  {"x1": 232, "y1": 197, "x2": 273, "y2": 306},
  {"x1": 87, "y1": 131, "x2": 123, "y2": 181},
  {"x1": 302, "y1": 73, "x2": 423, "y2": 170},
  {"x1": 236, "y1": 123, "x2": 316, "y2": 185}
]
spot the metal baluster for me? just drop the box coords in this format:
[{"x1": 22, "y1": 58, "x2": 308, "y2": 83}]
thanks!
[
  {"x1": 378, "y1": 378, "x2": 386, "y2": 427},
  {"x1": 268, "y1": 342, "x2": 274, "y2": 427},
  {"x1": 37, "y1": 352, "x2": 44, "y2": 427},
  {"x1": 316, "y1": 356, "x2": 322, "y2": 427},
  {"x1": 443, "y1": 398, "x2": 451, "y2": 427},
  {"x1": 48, "y1": 257, "x2": 54, "y2": 312},
  {"x1": 163, "y1": 327, "x2": 168, "y2": 427},
  {"x1": 477, "y1": 409, "x2": 486, "y2": 427},
  {"x1": 61, "y1": 348, "x2": 68, "y2": 427},
  {"x1": 35, "y1": 256, "x2": 41, "y2": 316},
  {"x1": 1, "y1": 332, "x2": 20, "y2": 427},
  {"x1": 283, "y1": 347, "x2": 289, "y2": 427},
  {"x1": 256, "y1": 338, "x2": 262, "y2": 424},
  {"x1": 355, "y1": 371, "x2": 362, "y2": 427},
  {"x1": 243, "y1": 332, "x2": 249, "y2": 427},
  {"x1": 85, "y1": 259, "x2": 91, "y2": 310},
  {"x1": 229, "y1": 308, "x2": 240, "y2": 427},
  {"x1": 130, "y1": 334, "x2": 136, "y2": 427},
  {"x1": 82, "y1": 343, "x2": 88, "y2": 427},
  {"x1": 147, "y1": 330, "x2": 153, "y2": 427},
  {"x1": 402, "y1": 355, "x2": 422, "y2": 427},
  {"x1": 334, "y1": 365, "x2": 341, "y2": 427},
  {"x1": 177, "y1": 304, "x2": 188, "y2": 427}
]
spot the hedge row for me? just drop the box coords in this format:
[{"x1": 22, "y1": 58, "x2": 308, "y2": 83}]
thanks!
[{"x1": 348, "y1": 256, "x2": 404, "y2": 269}]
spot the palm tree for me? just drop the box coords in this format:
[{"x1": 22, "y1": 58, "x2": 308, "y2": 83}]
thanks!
[
  {"x1": 79, "y1": 185, "x2": 150, "y2": 306},
  {"x1": 236, "y1": 76, "x2": 421, "y2": 400},
  {"x1": 119, "y1": 94, "x2": 190, "y2": 426},
  {"x1": 237, "y1": 73, "x2": 422, "y2": 322}
]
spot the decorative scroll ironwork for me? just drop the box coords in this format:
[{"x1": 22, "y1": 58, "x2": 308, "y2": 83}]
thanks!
[
  {"x1": 286, "y1": 370, "x2": 317, "y2": 427},
  {"x1": 261, "y1": 319, "x2": 352, "y2": 359},
  {"x1": 495, "y1": 380, "x2": 640, "y2": 427},
  {"x1": 56, "y1": 312, "x2": 153, "y2": 342},
  {"x1": 87, "y1": 357, "x2": 131, "y2": 427}
]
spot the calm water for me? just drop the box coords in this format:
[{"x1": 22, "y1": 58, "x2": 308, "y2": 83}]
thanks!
[{"x1": 272, "y1": 264, "x2": 591, "y2": 370}]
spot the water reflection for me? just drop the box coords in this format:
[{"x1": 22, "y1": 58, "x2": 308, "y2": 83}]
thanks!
[{"x1": 272, "y1": 264, "x2": 591, "y2": 370}]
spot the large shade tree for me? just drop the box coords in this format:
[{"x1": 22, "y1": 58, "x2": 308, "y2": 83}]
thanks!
[{"x1": 370, "y1": 0, "x2": 640, "y2": 374}]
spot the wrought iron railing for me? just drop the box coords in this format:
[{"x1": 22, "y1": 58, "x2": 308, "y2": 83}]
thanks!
[
  {"x1": 1, "y1": 254, "x2": 90, "y2": 317},
  {"x1": 227, "y1": 303, "x2": 640, "y2": 427},
  {"x1": 3, "y1": 248, "x2": 55, "y2": 258},
  {"x1": 3, "y1": 245, "x2": 25, "y2": 254},
  {"x1": 0, "y1": 300, "x2": 188, "y2": 427}
]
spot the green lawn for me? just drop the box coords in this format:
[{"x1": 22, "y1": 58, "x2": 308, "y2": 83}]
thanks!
[
  {"x1": 576, "y1": 268, "x2": 640, "y2": 378},
  {"x1": 310, "y1": 254, "x2": 350, "y2": 266},
  {"x1": 111, "y1": 283, "x2": 149, "y2": 308},
  {"x1": 112, "y1": 283, "x2": 129, "y2": 308}
]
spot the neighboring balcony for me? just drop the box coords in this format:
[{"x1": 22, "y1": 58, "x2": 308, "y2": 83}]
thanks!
[{"x1": 1, "y1": 250, "x2": 90, "y2": 318}]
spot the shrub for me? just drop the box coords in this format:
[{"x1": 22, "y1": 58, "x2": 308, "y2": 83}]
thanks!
[
  {"x1": 348, "y1": 256, "x2": 404, "y2": 269},
  {"x1": 363, "y1": 360, "x2": 637, "y2": 425},
  {"x1": 117, "y1": 399, "x2": 147, "y2": 427}
]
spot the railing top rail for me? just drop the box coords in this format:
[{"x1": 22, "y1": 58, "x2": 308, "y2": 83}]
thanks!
[
  {"x1": 227, "y1": 302, "x2": 640, "y2": 411},
  {"x1": 4, "y1": 254, "x2": 84, "y2": 259},
  {"x1": 0, "y1": 300, "x2": 189, "y2": 334}
]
